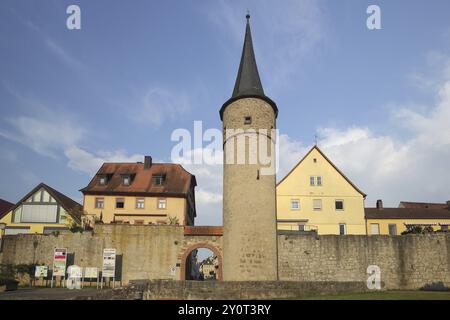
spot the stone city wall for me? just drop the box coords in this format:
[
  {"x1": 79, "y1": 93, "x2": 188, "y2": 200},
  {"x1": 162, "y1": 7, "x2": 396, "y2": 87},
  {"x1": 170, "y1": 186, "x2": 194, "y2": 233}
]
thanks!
[
  {"x1": 278, "y1": 233, "x2": 450, "y2": 290},
  {"x1": 1, "y1": 225, "x2": 449, "y2": 291}
]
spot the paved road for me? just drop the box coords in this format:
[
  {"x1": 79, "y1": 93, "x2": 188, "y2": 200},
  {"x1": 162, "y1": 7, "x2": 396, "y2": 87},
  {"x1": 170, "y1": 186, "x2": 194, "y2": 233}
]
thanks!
[{"x1": 0, "y1": 287, "x2": 108, "y2": 300}]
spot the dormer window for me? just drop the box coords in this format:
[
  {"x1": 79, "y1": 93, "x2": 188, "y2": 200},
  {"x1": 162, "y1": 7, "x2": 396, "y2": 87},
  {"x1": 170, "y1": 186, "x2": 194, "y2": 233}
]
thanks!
[
  {"x1": 152, "y1": 173, "x2": 166, "y2": 185},
  {"x1": 99, "y1": 176, "x2": 107, "y2": 185},
  {"x1": 123, "y1": 175, "x2": 131, "y2": 186}
]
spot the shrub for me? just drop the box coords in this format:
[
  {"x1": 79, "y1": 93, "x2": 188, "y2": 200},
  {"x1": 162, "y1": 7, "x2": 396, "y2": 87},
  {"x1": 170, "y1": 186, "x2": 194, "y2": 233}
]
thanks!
[
  {"x1": 70, "y1": 222, "x2": 84, "y2": 233},
  {"x1": 401, "y1": 225, "x2": 435, "y2": 235}
]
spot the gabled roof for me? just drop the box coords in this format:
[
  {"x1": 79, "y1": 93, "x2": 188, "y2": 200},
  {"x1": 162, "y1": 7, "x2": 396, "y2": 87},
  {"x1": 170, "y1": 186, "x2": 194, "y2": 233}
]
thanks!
[
  {"x1": 2, "y1": 183, "x2": 83, "y2": 223},
  {"x1": 220, "y1": 14, "x2": 278, "y2": 120},
  {"x1": 0, "y1": 199, "x2": 14, "y2": 220},
  {"x1": 365, "y1": 207, "x2": 450, "y2": 220},
  {"x1": 277, "y1": 145, "x2": 367, "y2": 198},
  {"x1": 80, "y1": 162, "x2": 196, "y2": 197},
  {"x1": 399, "y1": 201, "x2": 449, "y2": 209}
]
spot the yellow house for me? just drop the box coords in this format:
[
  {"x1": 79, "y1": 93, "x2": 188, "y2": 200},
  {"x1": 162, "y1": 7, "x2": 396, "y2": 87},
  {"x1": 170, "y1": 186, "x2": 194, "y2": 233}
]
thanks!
[
  {"x1": 365, "y1": 200, "x2": 450, "y2": 235},
  {"x1": 80, "y1": 156, "x2": 197, "y2": 226},
  {"x1": 0, "y1": 183, "x2": 83, "y2": 235},
  {"x1": 276, "y1": 145, "x2": 366, "y2": 235}
]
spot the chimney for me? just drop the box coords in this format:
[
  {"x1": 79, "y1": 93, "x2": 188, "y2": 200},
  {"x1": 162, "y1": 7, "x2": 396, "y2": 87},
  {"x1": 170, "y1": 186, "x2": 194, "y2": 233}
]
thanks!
[
  {"x1": 447, "y1": 200, "x2": 450, "y2": 209},
  {"x1": 144, "y1": 156, "x2": 152, "y2": 169},
  {"x1": 376, "y1": 199, "x2": 383, "y2": 210}
]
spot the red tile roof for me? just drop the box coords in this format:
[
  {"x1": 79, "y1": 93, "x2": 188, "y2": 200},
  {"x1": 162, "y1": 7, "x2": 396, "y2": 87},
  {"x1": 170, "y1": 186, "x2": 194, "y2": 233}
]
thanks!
[
  {"x1": 0, "y1": 198, "x2": 14, "y2": 220},
  {"x1": 80, "y1": 162, "x2": 196, "y2": 197},
  {"x1": 399, "y1": 201, "x2": 449, "y2": 209}
]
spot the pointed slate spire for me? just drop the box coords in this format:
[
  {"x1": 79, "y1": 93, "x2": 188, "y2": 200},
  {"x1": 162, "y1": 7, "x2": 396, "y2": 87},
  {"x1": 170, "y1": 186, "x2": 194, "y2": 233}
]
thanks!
[
  {"x1": 232, "y1": 14, "x2": 265, "y2": 98},
  {"x1": 220, "y1": 13, "x2": 278, "y2": 120}
]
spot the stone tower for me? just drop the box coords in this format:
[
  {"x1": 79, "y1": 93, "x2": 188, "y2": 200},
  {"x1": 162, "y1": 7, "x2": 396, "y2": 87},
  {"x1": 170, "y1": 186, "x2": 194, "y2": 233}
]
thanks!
[{"x1": 220, "y1": 14, "x2": 279, "y2": 281}]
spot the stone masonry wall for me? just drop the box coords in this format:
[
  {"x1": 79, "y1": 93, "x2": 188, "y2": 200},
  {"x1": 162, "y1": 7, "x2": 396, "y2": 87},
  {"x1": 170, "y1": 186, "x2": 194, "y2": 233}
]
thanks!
[
  {"x1": 0, "y1": 225, "x2": 185, "y2": 283},
  {"x1": 1, "y1": 225, "x2": 449, "y2": 291},
  {"x1": 278, "y1": 233, "x2": 450, "y2": 290}
]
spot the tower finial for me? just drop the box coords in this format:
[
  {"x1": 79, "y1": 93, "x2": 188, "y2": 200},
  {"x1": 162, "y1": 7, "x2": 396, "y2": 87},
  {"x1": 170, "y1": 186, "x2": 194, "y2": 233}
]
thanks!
[{"x1": 246, "y1": 10, "x2": 250, "y2": 20}]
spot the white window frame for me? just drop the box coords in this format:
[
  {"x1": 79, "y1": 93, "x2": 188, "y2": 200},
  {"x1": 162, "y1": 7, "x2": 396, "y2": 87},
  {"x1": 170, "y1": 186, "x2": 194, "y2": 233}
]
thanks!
[
  {"x1": 309, "y1": 176, "x2": 315, "y2": 186},
  {"x1": 371, "y1": 223, "x2": 380, "y2": 235},
  {"x1": 95, "y1": 197, "x2": 104, "y2": 209},
  {"x1": 313, "y1": 199, "x2": 322, "y2": 211},
  {"x1": 335, "y1": 199, "x2": 344, "y2": 211},
  {"x1": 316, "y1": 176, "x2": 322, "y2": 186},
  {"x1": 157, "y1": 198, "x2": 167, "y2": 210},
  {"x1": 136, "y1": 198, "x2": 145, "y2": 209},
  {"x1": 290, "y1": 199, "x2": 300, "y2": 210}
]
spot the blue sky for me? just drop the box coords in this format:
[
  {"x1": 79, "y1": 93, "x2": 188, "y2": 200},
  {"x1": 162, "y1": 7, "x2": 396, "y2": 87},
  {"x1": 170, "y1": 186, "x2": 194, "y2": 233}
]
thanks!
[{"x1": 1, "y1": 0, "x2": 450, "y2": 226}]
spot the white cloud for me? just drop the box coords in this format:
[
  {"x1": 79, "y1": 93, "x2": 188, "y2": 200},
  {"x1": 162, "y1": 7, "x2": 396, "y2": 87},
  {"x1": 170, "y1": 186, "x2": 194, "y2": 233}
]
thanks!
[
  {"x1": 0, "y1": 89, "x2": 144, "y2": 177},
  {"x1": 196, "y1": 189, "x2": 222, "y2": 204},
  {"x1": 0, "y1": 114, "x2": 85, "y2": 158},
  {"x1": 171, "y1": 147, "x2": 223, "y2": 225},
  {"x1": 65, "y1": 146, "x2": 144, "y2": 176},
  {"x1": 278, "y1": 58, "x2": 450, "y2": 207}
]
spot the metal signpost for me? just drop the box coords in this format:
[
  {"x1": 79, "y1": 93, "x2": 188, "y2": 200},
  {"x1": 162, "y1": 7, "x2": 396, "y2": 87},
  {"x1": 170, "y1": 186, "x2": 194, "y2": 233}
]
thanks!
[
  {"x1": 101, "y1": 248, "x2": 116, "y2": 289},
  {"x1": 51, "y1": 248, "x2": 67, "y2": 288},
  {"x1": 34, "y1": 265, "x2": 48, "y2": 287},
  {"x1": 83, "y1": 267, "x2": 99, "y2": 289}
]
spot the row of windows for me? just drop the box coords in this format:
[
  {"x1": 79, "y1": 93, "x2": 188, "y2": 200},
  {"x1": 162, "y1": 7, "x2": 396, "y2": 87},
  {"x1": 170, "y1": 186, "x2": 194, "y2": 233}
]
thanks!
[
  {"x1": 94, "y1": 197, "x2": 167, "y2": 210},
  {"x1": 290, "y1": 199, "x2": 344, "y2": 211},
  {"x1": 98, "y1": 173, "x2": 166, "y2": 186},
  {"x1": 297, "y1": 223, "x2": 347, "y2": 235}
]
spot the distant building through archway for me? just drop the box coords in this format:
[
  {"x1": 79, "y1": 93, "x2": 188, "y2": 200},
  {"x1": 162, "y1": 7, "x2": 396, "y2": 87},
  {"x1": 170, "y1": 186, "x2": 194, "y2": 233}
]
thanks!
[{"x1": 180, "y1": 226, "x2": 223, "y2": 281}]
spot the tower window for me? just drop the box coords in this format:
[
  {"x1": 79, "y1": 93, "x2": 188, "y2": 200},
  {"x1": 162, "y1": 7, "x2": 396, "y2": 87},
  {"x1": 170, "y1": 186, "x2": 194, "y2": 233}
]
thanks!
[{"x1": 244, "y1": 116, "x2": 252, "y2": 124}]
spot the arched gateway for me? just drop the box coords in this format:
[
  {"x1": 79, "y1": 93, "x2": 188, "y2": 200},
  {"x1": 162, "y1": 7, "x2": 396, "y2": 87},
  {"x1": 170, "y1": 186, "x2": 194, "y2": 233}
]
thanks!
[{"x1": 179, "y1": 226, "x2": 223, "y2": 281}]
